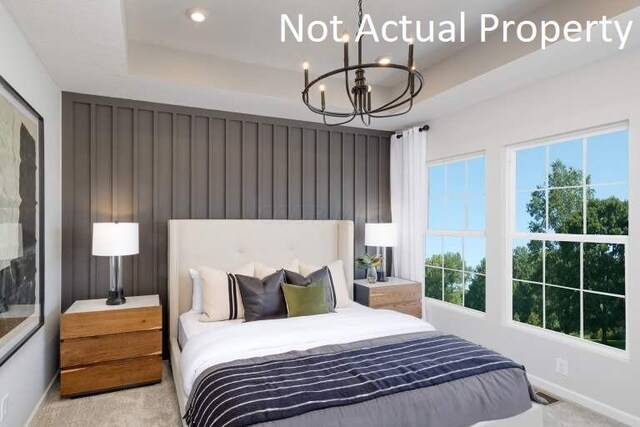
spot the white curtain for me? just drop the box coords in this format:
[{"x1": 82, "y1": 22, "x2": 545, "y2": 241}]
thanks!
[{"x1": 390, "y1": 127, "x2": 427, "y2": 283}]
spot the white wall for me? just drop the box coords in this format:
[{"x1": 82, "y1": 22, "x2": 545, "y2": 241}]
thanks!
[
  {"x1": 425, "y1": 45, "x2": 640, "y2": 425},
  {"x1": 0, "y1": 3, "x2": 61, "y2": 426}
]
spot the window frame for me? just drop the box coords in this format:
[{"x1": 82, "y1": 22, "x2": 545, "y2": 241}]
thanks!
[
  {"x1": 506, "y1": 123, "x2": 630, "y2": 355},
  {"x1": 425, "y1": 152, "x2": 487, "y2": 313}
]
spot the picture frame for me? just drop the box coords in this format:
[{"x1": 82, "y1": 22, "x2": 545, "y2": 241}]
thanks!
[{"x1": 0, "y1": 74, "x2": 45, "y2": 367}]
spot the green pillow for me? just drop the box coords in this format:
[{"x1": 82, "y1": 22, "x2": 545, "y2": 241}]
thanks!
[{"x1": 282, "y1": 281, "x2": 329, "y2": 318}]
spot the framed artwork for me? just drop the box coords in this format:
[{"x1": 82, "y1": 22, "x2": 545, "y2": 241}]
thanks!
[{"x1": 0, "y1": 74, "x2": 45, "y2": 366}]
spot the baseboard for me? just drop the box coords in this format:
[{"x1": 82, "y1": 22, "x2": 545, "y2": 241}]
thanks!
[
  {"x1": 528, "y1": 374, "x2": 640, "y2": 427},
  {"x1": 25, "y1": 369, "x2": 58, "y2": 427}
]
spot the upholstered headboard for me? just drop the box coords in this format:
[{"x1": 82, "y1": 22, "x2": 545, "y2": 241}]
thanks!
[{"x1": 167, "y1": 220, "x2": 354, "y2": 340}]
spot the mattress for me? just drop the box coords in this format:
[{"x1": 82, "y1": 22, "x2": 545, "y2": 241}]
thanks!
[{"x1": 178, "y1": 310, "x2": 243, "y2": 349}]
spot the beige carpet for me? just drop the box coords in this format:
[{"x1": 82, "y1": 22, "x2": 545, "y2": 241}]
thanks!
[
  {"x1": 32, "y1": 362, "x2": 627, "y2": 427},
  {"x1": 32, "y1": 363, "x2": 182, "y2": 427},
  {"x1": 543, "y1": 400, "x2": 628, "y2": 427}
]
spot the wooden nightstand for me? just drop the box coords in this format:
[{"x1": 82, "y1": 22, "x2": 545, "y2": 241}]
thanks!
[
  {"x1": 354, "y1": 277, "x2": 422, "y2": 318},
  {"x1": 60, "y1": 295, "x2": 163, "y2": 397}
]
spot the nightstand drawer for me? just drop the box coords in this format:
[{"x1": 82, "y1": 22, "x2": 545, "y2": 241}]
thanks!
[
  {"x1": 60, "y1": 330, "x2": 162, "y2": 368},
  {"x1": 377, "y1": 301, "x2": 422, "y2": 318},
  {"x1": 354, "y1": 278, "x2": 423, "y2": 319},
  {"x1": 60, "y1": 355, "x2": 163, "y2": 396},
  {"x1": 369, "y1": 284, "x2": 421, "y2": 306},
  {"x1": 60, "y1": 306, "x2": 162, "y2": 339}
]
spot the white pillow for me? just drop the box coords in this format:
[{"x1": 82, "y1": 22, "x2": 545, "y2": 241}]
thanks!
[
  {"x1": 299, "y1": 260, "x2": 351, "y2": 308},
  {"x1": 189, "y1": 268, "x2": 203, "y2": 314},
  {"x1": 198, "y1": 263, "x2": 255, "y2": 322},
  {"x1": 255, "y1": 259, "x2": 300, "y2": 279}
]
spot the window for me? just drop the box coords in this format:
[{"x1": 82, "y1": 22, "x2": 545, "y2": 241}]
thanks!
[
  {"x1": 510, "y1": 126, "x2": 628, "y2": 350},
  {"x1": 426, "y1": 156, "x2": 486, "y2": 312}
]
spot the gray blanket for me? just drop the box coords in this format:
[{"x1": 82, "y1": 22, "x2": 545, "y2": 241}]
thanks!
[{"x1": 186, "y1": 332, "x2": 542, "y2": 427}]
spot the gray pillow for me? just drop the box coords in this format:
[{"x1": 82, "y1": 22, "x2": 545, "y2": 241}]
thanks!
[
  {"x1": 284, "y1": 267, "x2": 336, "y2": 312},
  {"x1": 236, "y1": 270, "x2": 287, "y2": 322}
]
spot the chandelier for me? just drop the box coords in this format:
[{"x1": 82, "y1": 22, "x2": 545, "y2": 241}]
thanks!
[{"x1": 301, "y1": 0, "x2": 424, "y2": 127}]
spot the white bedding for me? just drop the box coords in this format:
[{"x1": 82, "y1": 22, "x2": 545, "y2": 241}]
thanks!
[
  {"x1": 180, "y1": 304, "x2": 435, "y2": 396},
  {"x1": 179, "y1": 311, "x2": 242, "y2": 349}
]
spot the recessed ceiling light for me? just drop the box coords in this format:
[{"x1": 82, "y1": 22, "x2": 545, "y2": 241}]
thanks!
[
  {"x1": 186, "y1": 7, "x2": 208, "y2": 23},
  {"x1": 376, "y1": 56, "x2": 391, "y2": 65}
]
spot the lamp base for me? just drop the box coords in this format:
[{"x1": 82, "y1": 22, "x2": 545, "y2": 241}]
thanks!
[
  {"x1": 377, "y1": 246, "x2": 388, "y2": 282},
  {"x1": 106, "y1": 290, "x2": 126, "y2": 305}
]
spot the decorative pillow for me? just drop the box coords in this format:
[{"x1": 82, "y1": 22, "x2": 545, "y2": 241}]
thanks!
[
  {"x1": 282, "y1": 281, "x2": 329, "y2": 318},
  {"x1": 299, "y1": 260, "x2": 351, "y2": 308},
  {"x1": 198, "y1": 263, "x2": 255, "y2": 322},
  {"x1": 236, "y1": 270, "x2": 287, "y2": 322},
  {"x1": 255, "y1": 260, "x2": 299, "y2": 279},
  {"x1": 189, "y1": 268, "x2": 203, "y2": 314},
  {"x1": 284, "y1": 267, "x2": 336, "y2": 312}
]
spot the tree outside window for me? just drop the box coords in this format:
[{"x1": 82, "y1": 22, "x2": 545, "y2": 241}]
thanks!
[{"x1": 512, "y1": 128, "x2": 628, "y2": 350}]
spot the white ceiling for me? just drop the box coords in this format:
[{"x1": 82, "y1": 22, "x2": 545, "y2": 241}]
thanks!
[
  {"x1": 124, "y1": 0, "x2": 550, "y2": 86},
  {"x1": 2, "y1": 0, "x2": 639, "y2": 131}
]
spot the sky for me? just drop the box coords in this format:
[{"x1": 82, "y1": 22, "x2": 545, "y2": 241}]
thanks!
[
  {"x1": 514, "y1": 129, "x2": 628, "y2": 233},
  {"x1": 426, "y1": 129, "x2": 628, "y2": 270},
  {"x1": 426, "y1": 156, "x2": 486, "y2": 271}
]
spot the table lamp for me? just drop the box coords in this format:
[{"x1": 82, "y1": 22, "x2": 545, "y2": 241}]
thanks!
[
  {"x1": 364, "y1": 223, "x2": 398, "y2": 282},
  {"x1": 92, "y1": 222, "x2": 139, "y2": 305}
]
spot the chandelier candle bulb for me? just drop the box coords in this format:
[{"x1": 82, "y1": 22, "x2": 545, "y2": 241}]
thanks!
[
  {"x1": 320, "y1": 85, "x2": 326, "y2": 110},
  {"x1": 410, "y1": 71, "x2": 415, "y2": 94},
  {"x1": 343, "y1": 34, "x2": 349, "y2": 67},
  {"x1": 408, "y1": 43, "x2": 414, "y2": 93},
  {"x1": 408, "y1": 40, "x2": 414, "y2": 68},
  {"x1": 303, "y1": 62, "x2": 309, "y2": 87}
]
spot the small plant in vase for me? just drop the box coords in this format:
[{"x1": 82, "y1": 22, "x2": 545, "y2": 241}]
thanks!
[{"x1": 357, "y1": 254, "x2": 382, "y2": 284}]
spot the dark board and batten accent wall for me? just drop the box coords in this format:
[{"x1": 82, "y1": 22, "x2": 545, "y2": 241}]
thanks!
[{"x1": 62, "y1": 92, "x2": 393, "y2": 350}]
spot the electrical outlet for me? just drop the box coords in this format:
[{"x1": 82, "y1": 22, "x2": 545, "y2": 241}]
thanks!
[
  {"x1": 0, "y1": 394, "x2": 8, "y2": 423},
  {"x1": 555, "y1": 358, "x2": 569, "y2": 377}
]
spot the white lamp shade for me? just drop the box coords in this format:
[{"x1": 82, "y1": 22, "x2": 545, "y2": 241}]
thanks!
[
  {"x1": 364, "y1": 223, "x2": 398, "y2": 247},
  {"x1": 0, "y1": 223, "x2": 23, "y2": 260},
  {"x1": 92, "y1": 222, "x2": 139, "y2": 256}
]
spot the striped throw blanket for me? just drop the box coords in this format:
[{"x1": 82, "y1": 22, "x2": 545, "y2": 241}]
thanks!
[{"x1": 185, "y1": 333, "x2": 524, "y2": 427}]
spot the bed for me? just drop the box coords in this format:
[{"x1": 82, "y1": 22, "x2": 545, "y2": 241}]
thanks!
[{"x1": 168, "y1": 220, "x2": 544, "y2": 427}]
